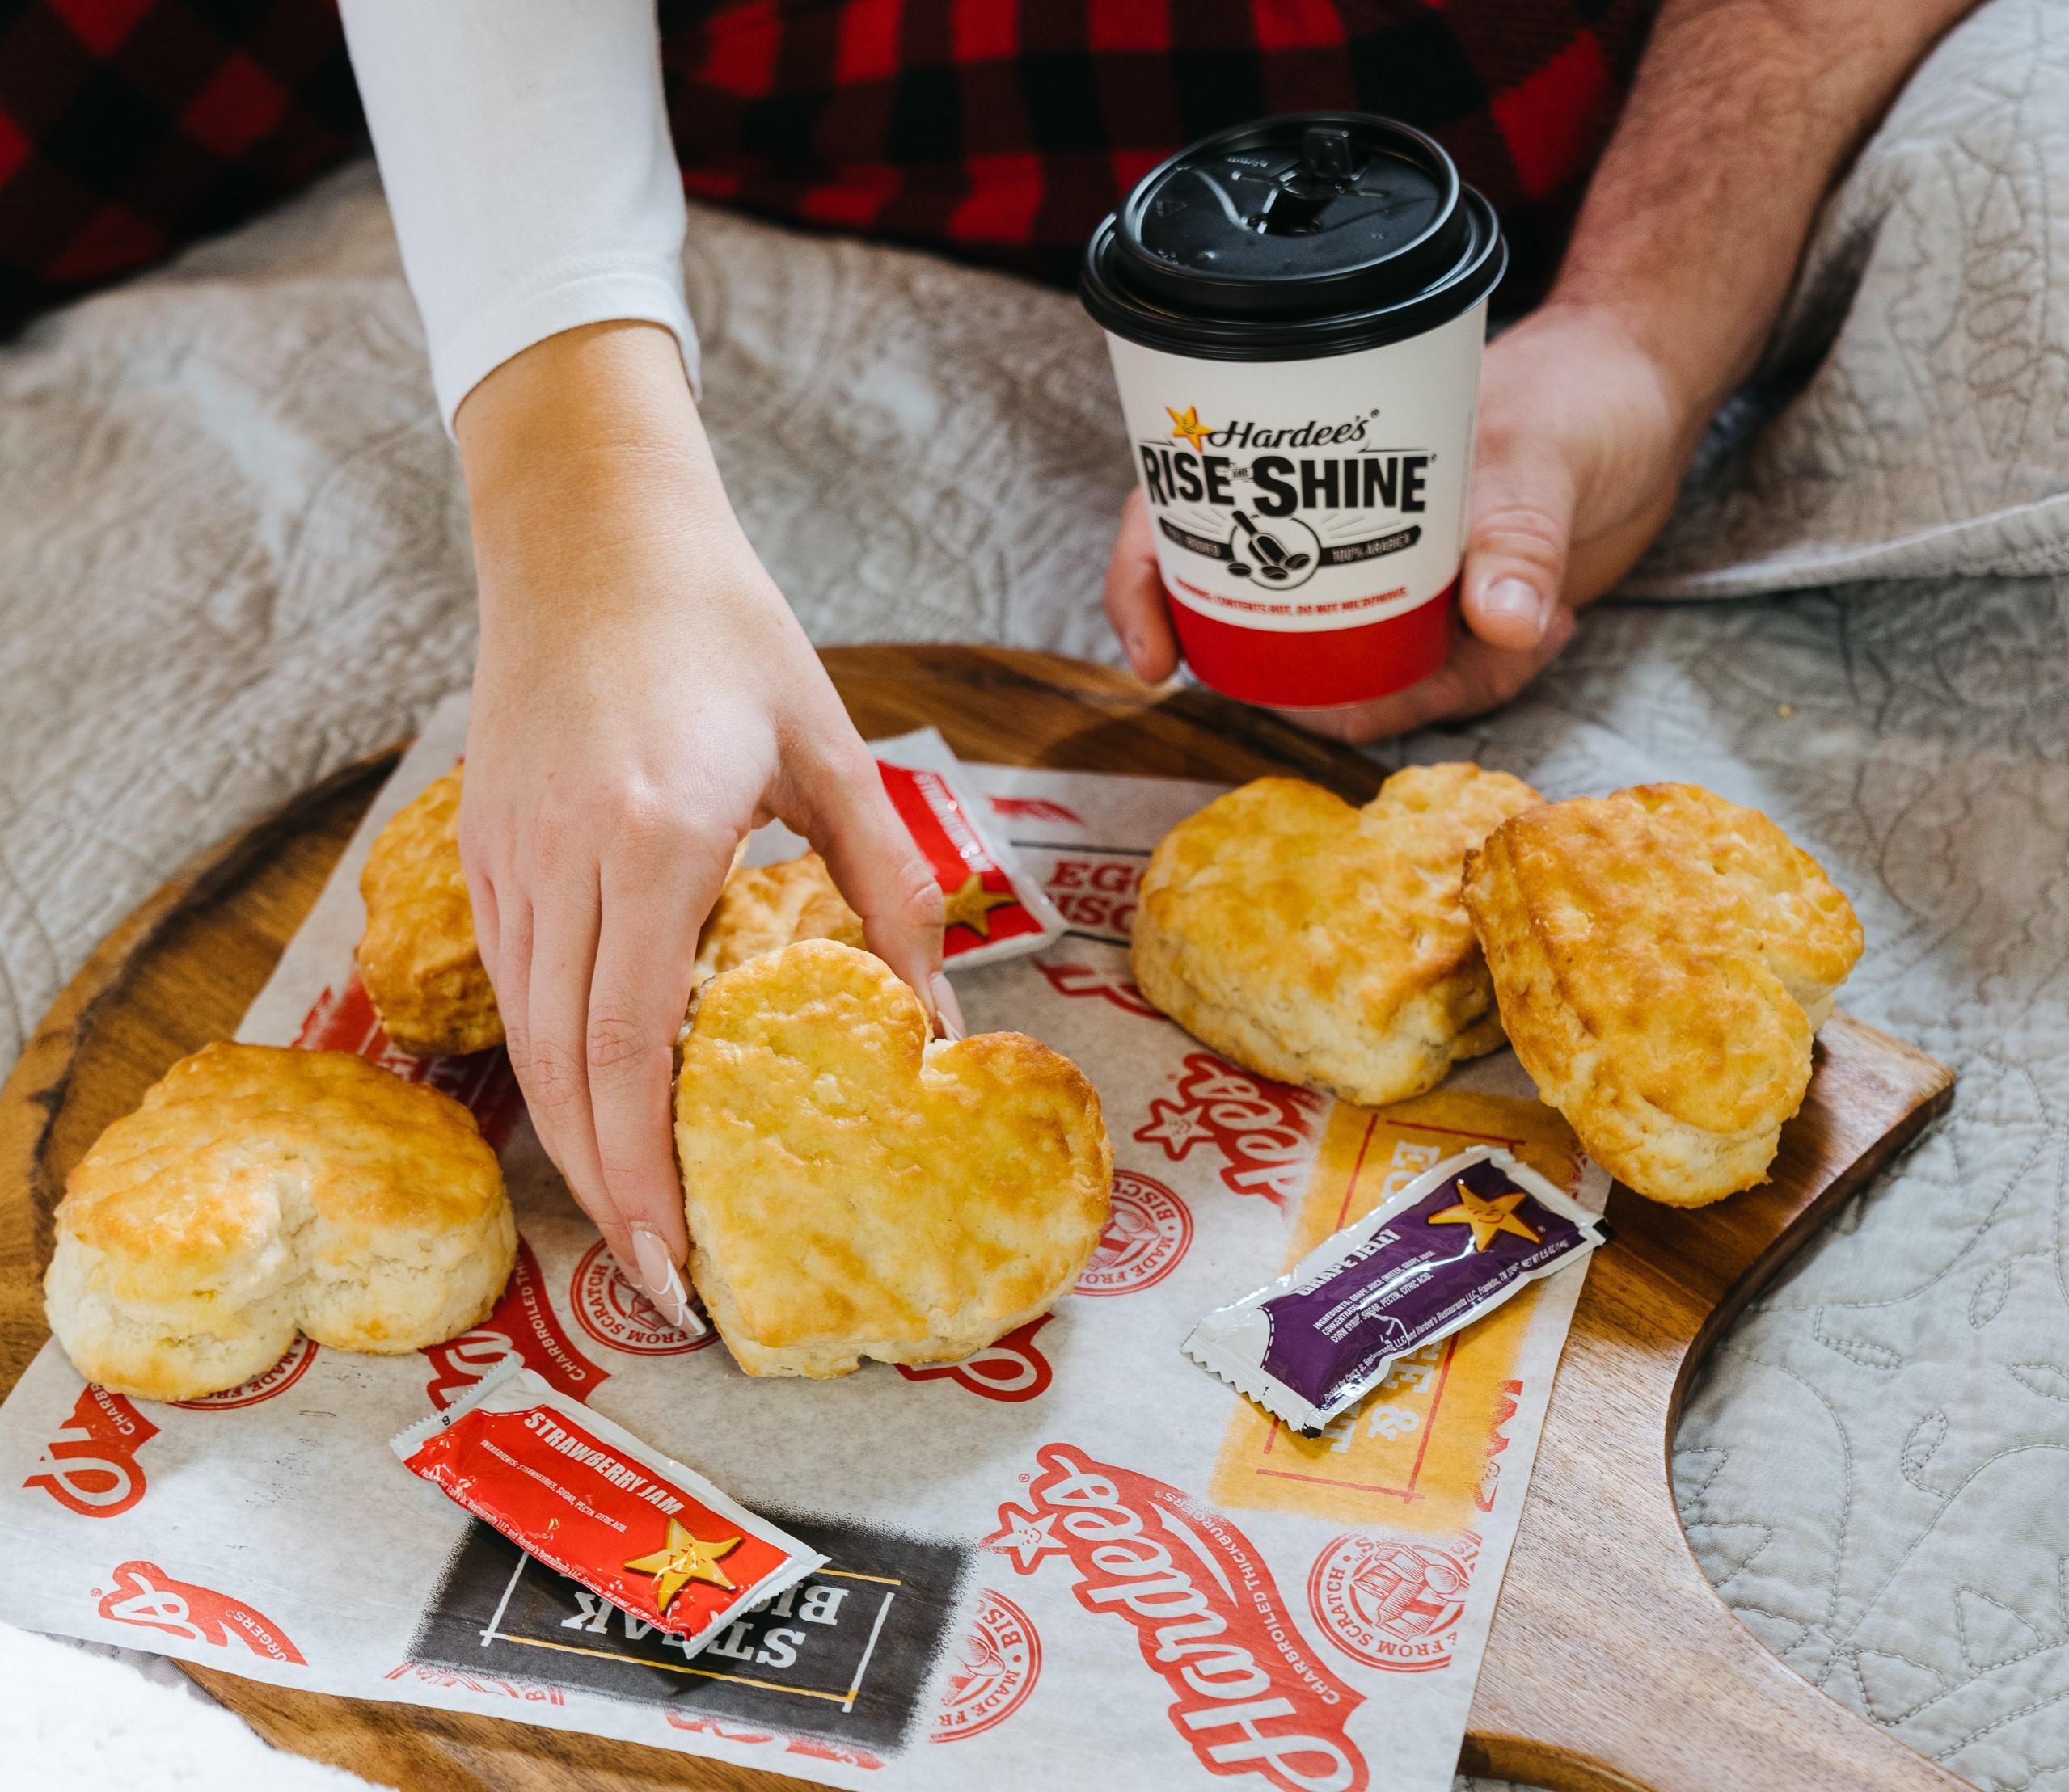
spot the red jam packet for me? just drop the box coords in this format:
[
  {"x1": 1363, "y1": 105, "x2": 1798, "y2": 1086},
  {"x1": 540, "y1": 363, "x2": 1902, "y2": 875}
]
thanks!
[
  {"x1": 392, "y1": 1356, "x2": 824, "y2": 1652},
  {"x1": 872, "y1": 731, "x2": 1066, "y2": 967}
]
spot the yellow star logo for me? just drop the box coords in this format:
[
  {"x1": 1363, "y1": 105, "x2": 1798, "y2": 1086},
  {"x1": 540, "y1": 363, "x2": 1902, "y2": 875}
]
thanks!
[
  {"x1": 943, "y1": 871, "x2": 1019, "y2": 938},
  {"x1": 1427, "y1": 1180, "x2": 1540, "y2": 1252},
  {"x1": 623, "y1": 1519, "x2": 740, "y2": 1617},
  {"x1": 1166, "y1": 404, "x2": 1213, "y2": 455}
]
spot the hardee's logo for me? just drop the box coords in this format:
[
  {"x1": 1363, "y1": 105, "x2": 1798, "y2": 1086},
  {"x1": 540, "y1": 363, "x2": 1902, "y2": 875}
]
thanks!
[
  {"x1": 24, "y1": 1385, "x2": 158, "y2": 1518},
  {"x1": 1168, "y1": 404, "x2": 1214, "y2": 454},
  {"x1": 423, "y1": 1236, "x2": 605, "y2": 1410},
  {"x1": 96, "y1": 1561, "x2": 306, "y2": 1663},
  {"x1": 1036, "y1": 959, "x2": 1163, "y2": 1019},
  {"x1": 1134, "y1": 1052, "x2": 1325, "y2": 1205},
  {"x1": 295, "y1": 973, "x2": 526, "y2": 1150},
  {"x1": 897, "y1": 1315, "x2": 1053, "y2": 1402},
  {"x1": 985, "y1": 1444, "x2": 1367, "y2": 1792}
]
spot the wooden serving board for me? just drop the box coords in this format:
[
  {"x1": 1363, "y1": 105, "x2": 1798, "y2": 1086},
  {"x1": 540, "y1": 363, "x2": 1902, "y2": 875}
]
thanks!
[{"x1": 0, "y1": 646, "x2": 1963, "y2": 1792}]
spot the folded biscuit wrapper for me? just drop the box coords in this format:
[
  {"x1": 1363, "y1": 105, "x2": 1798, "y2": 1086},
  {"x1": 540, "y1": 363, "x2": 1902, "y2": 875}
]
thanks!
[{"x1": 0, "y1": 690, "x2": 1605, "y2": 1792}]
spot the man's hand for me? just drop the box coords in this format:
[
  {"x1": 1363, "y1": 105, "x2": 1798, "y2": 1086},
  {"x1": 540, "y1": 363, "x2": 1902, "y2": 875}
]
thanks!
[
  {"x1": 456, "y1": 322, "x2": 949, "y2": 1327},
  {"x1": 1104, "y1": 303, "x2": 1687, "y2": 742},
  {"x1": 1105, "y1": 0, "x2": 1977, "y2": 742}
]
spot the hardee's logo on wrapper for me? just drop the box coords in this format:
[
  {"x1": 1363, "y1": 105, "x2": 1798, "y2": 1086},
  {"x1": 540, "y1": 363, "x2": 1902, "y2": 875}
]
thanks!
[
  {"x1": 1134, "y1": 1052, "x2": 1325, "y2": 1206},
  {"x1": 96, "y1": 1561, "x2": 306, "y2": 1663},
  {"x1": 897, "y1": 1316, "x2": 1053, "y2": 1402},
  {"x1": 932, "y1": 1588, "x2": 1041, "y2": 1743},
  {"x1": 984, "y1": 1444, "x2": 1367, "y2": 1792},
  {"x1": 24, "y1": 1385, "x2": 158, "y2": 1518},
  {"x1": 423, "y1": 1236, "x2": 605, "y2": 1410},
  {"x1": 1307, "y1": 1532, "x2": 1480, "y2": 1674}
]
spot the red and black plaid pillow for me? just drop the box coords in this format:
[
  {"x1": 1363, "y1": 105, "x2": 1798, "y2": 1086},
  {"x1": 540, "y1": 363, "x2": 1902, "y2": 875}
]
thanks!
[
  {"x1": 658, "y1": 0, "x2": 1660, "y2": 305},
  {"x1": 0, "y1": 0, "x2": 1654, "y2": 339},
  {"x1": 0, "y1": 0, "x2": 361, "y2": 335}
]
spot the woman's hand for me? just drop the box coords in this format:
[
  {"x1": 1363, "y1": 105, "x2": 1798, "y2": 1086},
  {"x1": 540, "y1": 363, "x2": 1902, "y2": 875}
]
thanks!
[
  {"x1": 1102, "y1": 302, "x2": 1691, "y2": 744},
  {"x1": 455, "y1": 322, "x2": 947, "y2": 1325}
]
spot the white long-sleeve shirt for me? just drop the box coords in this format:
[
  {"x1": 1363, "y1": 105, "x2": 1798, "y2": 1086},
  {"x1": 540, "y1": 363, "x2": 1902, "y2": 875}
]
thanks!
[{"x1": 339, "y1": 0, "x2": 696, "y2": 432}]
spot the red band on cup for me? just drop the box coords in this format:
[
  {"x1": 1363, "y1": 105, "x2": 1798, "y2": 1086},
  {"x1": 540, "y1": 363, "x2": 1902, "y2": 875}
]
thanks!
[{"x1": 1168, "y1": 578, "x2": 1457, "y2": 708}]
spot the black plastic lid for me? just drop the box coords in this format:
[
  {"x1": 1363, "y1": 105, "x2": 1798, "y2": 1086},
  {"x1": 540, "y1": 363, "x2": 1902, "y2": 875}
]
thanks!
[{"x1": 1082, "y1": 112, "x2": 1505, "y2": 361}]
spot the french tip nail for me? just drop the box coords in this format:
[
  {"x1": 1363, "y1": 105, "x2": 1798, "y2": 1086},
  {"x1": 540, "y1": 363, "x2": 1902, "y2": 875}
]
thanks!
[
  {"x1": 628, "y1": 1224, "x2": 703, "y2": 1335},
  {"x1": 930, "y1": 971, "x2": 965, "y2": 1042}
]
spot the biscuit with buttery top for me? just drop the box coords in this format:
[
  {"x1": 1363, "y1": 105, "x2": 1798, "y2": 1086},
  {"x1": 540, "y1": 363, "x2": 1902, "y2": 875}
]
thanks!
[
  {"x1": 358, "y1": 765, "x2": 502, "y2": 1057},
  {"x1": 1463, "y1": 783, "x2": 1864, "y2": 1207},
  {"x1": 358, "y1": 761, "x2": 865, "y2": 1056},
  {"x1": 1131, "y1": 765, "x2": 1543, "y2": 1107},
  {"x1": 44, "y1": 1043, "x2": 516, "y2": 1402},
  {"x1": 692, "y1": 853, "x2": 865, "y2": 985},
  {"x1": 675, "y1": 940, "x2": 1111, "y2": 1378}
]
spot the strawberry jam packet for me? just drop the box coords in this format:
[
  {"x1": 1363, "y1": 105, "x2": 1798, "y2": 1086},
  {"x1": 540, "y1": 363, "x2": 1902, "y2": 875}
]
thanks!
[
  {"x1": 872, "y1": 730, "x2": 1066, "y2": 968},
  {"x1": 393, "y1": 1356, "x2": 825, "y2": 1652}
]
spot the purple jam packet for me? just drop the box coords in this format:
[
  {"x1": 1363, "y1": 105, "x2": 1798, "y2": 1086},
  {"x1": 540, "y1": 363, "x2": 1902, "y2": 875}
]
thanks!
[{"x1": 1183, "y1": 1146, "x2": 1608, "y2": 1434}]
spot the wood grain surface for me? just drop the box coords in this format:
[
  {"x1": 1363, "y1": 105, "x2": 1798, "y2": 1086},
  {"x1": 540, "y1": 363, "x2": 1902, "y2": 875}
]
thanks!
[{"x1": 0, "y1": 646, "x2": 1966, "y2": 1792}]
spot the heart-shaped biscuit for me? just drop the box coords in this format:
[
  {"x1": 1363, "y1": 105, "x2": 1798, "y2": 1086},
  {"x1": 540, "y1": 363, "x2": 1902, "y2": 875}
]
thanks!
[
  {"x1": 1463, "y1": 783, "x2": 1864, "y2": 1206},
  {"x1": 358, "y1": 762, "x2": 863, "y2": 1056},
  {"x1": 674, "y1": 940, "x2": 1112, "y2": 1378},
  {"x1": 1132, "y1": 764, "x2": 1542, "y2": 1106},
  {"x1": 44, "y1": 1043, "x2": 516, "y2": 1401}
]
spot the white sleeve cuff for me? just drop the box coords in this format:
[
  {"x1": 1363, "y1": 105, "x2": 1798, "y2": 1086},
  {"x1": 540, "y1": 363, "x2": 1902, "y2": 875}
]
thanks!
[{"x1": 435, "y1": 257, "x2": 701, "y2": 434}]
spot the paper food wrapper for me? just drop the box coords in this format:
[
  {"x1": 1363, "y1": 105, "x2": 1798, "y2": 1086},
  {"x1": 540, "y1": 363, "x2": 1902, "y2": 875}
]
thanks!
[{"x1": 0, "y1": 694, "x2": 1604, "y2": 1792}]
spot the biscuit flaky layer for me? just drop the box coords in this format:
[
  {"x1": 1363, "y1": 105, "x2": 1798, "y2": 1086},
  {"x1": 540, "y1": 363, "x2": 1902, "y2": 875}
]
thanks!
[
  {"x1": 358, "y1": 766, "x2": 504, "y2": 1057},
  {"x1": 675, "y1": 940, "x2": 1112, "y2": 1378},
  {"x1": 44, "y1": 1043, "x2": 516, "y2": 1401},
  {"x1": 1131, "y1": 765, "x2": 1543, "y2": 1107},
  {"x1": 357, "y1": 761, "x2": 866, "y2": 1057},
  {"x1": 1463, "y1": 782, "x2": 1864, "y2": 1208}
]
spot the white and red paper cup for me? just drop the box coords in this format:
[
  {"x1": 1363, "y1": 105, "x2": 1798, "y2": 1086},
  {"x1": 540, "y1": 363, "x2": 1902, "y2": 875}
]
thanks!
[{"x1": 1083, "y1": 114, "x2": 1506, "y2": 709}]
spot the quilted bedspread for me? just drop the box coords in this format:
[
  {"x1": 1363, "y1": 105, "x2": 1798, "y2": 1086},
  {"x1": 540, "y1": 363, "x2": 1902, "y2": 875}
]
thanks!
[{"x1": 3, "y1": 3, "x2": 2067, "y2": 1786}]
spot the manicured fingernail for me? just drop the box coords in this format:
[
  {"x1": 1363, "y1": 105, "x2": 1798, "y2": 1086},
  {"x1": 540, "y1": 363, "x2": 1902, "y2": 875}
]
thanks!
[
  {"x1": 1480, "y1": 577, "x2": 1548, "y2": 644},
  {"x1": 629, "y1": 1224, "x2": 706, "y2": 1337},
  {"x1": 931, "y1": 972, "x2": 965, "y2": 1041}
]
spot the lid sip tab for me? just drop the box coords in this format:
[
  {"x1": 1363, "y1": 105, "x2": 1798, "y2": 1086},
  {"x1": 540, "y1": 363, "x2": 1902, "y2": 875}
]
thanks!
[{"x1": 1082, "y1": 110, "x2": 1501, "y2": 356}]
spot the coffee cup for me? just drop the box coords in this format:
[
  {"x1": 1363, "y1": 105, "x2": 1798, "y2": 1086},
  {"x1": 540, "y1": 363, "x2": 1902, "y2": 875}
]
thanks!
[{"x1": 1082, "y1": 114, "x2": 1505, "y2": 709}]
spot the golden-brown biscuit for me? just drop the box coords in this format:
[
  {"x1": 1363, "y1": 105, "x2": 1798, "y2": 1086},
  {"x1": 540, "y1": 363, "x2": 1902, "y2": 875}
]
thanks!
[
  {"x1": 675, "y1": 940, "x2": 1111, "y2": 1378},
  {"x1": 357, "y1": 758, "x2": 863, "y2": 1056},
  {"x1": 358, "y1": 766, "x2": 502, "y2": 1057},
  {"x1": 1131, "y1": 765, "x2": 1542, "y2": 1107},
  {"x1": 692, "y1": 854, "x2": 864, "y2": 985},
  {"x1": 1463, "y1": 783, "x2": 1864, "y2": 1207},
  {"x1": 44, "y1": 1043, "x2": 516, "y2": 1401}
]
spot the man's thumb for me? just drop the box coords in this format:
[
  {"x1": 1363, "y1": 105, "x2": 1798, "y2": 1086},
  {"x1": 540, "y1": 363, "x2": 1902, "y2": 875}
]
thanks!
[{"x1": 1460, "y1": 444, "x2": 1577, "y2": 652}]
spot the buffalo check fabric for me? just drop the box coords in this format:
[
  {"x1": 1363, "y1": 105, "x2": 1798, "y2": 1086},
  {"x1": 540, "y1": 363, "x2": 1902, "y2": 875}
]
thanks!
[
  {"x1": 0, "y1": 0, "x2": 362, "y2": 335},
  {"x1": 661, "y1": 0, "x2": 1660, "y2": 298},
  {"x1": 0, "y1": 0, "x2": 1655, "y2": 337}
]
